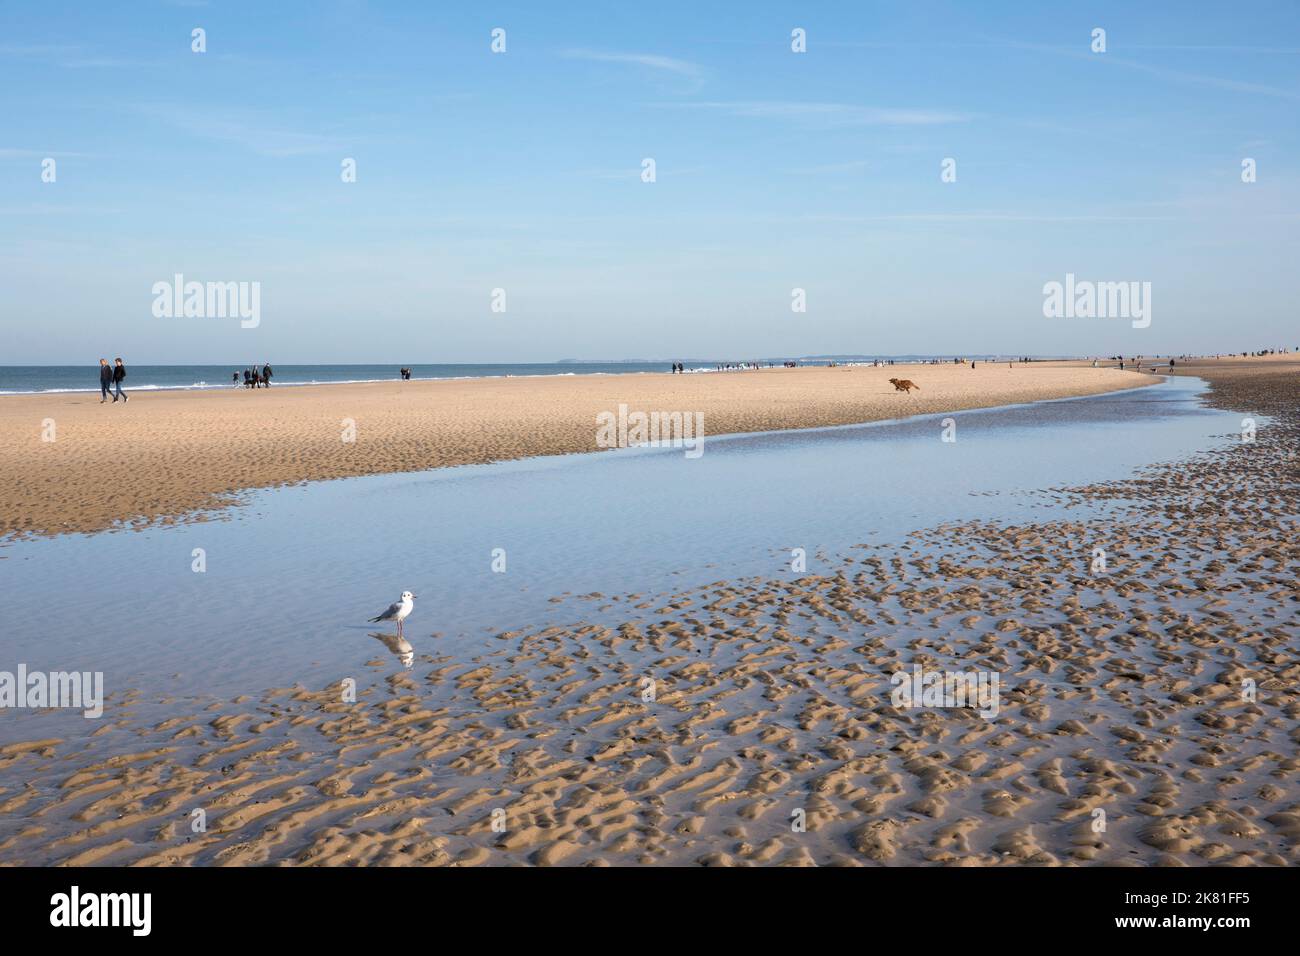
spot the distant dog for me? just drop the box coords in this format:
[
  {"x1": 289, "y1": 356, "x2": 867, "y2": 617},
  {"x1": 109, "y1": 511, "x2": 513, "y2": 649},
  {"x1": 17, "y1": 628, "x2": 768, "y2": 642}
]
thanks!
[{"x1": 889, "y1": 378, "x2": 920, "y2": 393}]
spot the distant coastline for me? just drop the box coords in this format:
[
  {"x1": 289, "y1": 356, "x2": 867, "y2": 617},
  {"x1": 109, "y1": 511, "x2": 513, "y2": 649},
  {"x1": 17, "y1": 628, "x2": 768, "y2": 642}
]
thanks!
[
  {"x1": 0, "y1": 362, "x2": 671, "y2": 396},
  {"x1": 2, "y1": 351, "x2": 1231, "y2": 396},
  {"x1": 0, "y1": 358, "x2": 1032, "y2": 395}
]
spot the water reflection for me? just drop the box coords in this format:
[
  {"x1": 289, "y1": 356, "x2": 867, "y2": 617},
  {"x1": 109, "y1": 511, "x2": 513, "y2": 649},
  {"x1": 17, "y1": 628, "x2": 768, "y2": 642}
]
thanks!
[{"x1": 370, "y1": 632, "x2": 414, "y2": 669}]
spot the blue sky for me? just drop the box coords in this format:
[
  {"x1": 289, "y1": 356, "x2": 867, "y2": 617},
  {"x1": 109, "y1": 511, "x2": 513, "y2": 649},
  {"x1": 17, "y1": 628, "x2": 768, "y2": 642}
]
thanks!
[{"x1": 2, "y1": 0, "x2": 1297, "y2": 363}]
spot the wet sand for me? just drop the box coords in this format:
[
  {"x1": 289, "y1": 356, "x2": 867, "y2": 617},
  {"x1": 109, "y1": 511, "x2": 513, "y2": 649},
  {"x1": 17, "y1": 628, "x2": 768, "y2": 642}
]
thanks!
[
  {"x1": 0, "y1": 363, "x2": 1146, "y2": 538},
  {"x1": 0, "y1": 359, "x2": 1294, "y2": 867}
]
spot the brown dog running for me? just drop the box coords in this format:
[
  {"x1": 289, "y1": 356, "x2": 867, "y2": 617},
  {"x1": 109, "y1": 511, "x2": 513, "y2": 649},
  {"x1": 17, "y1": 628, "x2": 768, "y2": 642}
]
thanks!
[{"x1": 889, "y1": 378, "x2": 920, "y2": 393}]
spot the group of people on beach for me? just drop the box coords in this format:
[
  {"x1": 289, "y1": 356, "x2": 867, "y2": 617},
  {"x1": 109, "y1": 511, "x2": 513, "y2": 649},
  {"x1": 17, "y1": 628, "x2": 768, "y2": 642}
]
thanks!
[
  {"x1": 1102, "y1": 355, "x2": 1175, "y2": 373},
  {"x1": 97, "y1": 358, "x2": 128, "y2": 403},
  {"x1": 234, "y1": 364, "x2": 273, "y2": 388},
  {"x1": 399, "y1": 367, "x2": 413, "y2": 380},
  {"x1": 669, "y1": 361, "x2": 773, "y2": 373}
]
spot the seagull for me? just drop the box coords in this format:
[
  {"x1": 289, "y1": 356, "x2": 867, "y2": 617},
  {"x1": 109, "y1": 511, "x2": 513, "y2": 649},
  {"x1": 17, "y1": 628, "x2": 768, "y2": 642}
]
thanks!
[{"x1": 369, "y1": 590, "x2": 415, "y2": 638}]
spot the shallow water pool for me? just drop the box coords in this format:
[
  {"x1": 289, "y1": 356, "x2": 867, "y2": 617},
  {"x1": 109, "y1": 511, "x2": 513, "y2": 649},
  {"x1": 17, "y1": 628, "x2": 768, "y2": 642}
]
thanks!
[{"x1": 0, "y1": 376, "x2": 1245, "y2": 711}]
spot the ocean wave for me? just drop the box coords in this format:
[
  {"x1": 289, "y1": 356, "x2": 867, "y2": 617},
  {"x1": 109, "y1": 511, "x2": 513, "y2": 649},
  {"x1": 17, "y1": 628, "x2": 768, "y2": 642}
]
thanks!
[{"x1": 0, "y1": 368, "x2": 659, "y2": 396}]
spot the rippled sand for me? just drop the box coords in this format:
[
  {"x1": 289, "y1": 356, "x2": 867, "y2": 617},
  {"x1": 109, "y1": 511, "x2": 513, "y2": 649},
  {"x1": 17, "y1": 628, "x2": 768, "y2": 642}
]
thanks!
[{"x1": 0, "y1": 360, "x2": 1293, "y2": 867}]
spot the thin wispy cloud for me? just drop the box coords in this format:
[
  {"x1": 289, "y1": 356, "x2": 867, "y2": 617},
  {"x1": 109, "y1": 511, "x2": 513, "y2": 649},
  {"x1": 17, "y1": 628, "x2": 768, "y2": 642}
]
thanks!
[
  {"x1": 800, "y1": 212, "x2": 1184, "y2": 223},
  {"x1": 790, "y1": 202, "x2": 1300, "y2": 224},
  {"x1": 62, "y1": 56, "x2": 144, "y2": 68},
  {"x1": 576, "y1": 166, "x2": 644, "y2": 182},
  {"x1": 1006, "y1": 40, "x2": 1300, "y2": 102},
  {"x1": 0, "y1": 147, "x2": 90, "y2": 158},
  {"x1": 656, "y1": 101, "x2": 973, "y2": 126},
  {"x1": 577, "y1": 164, "x2": 707, "y2": 181},
  {"x1": 1124, "y1": 44, "x2": 1300, "y2": 54},
  {"x1": 822, "y1": 38, "x2": 1300, "y2": 56},
  {"x1": 136, "y1": 105, "x2": 344, "y2": 157},
  {"x1": 0, "y1": 43, "x2": 145, "y2": 68},
  {"x1": 0, "y1": 203, "x2": 122, "y2": 216},
  {"x1": 0, "y1": 43, "x2": 76, "y2": 57},
  {"x1": 1111, "y1": 55, "x2": 1300, "y2": 101},
  {"x1": 561, "y1": 49, "x2": 703, "y2": 80},
  {"x1": 789, "y1": 159, "x2": 870, "y2": 175},
  {"x1": 814, "y1": 36, "x2": 1300, "y2": 101}
]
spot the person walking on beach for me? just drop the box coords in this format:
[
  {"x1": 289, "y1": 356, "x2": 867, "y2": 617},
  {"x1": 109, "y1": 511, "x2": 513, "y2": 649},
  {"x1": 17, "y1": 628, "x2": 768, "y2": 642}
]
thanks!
[
  {"x1": 262, "y1": 362, "x2": 273, "y2": 386},
  {"x1": 243, "y1": 368, "x2": 251, "y2": 388},
  {"x1": 232, "y1": 371, "x2": 240, "y2": 387},
  {"x1": 112, "y1": 357, "x2": 128, "y2": 402},
  {"x1": 98, "y1": 358, "x2": 113, "y2": 403}
]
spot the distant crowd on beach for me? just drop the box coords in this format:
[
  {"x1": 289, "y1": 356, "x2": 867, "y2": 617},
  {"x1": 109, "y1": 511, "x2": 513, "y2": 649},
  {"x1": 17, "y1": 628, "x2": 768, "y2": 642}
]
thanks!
[
  {"x1": 667, "y1": 358, "x2": 974, "y2": 372},
  {"x1": 1104, "y1": 347, "x2": 1293, "y2": 372},
  {"x1": 86, "y1": 349, "x2": 1295, "y2": 401},
  {"x1": 97, "y1": 358, "x2": 128, "y2": 403},
  {"x1": 234, "y1": 363, "x2": 274, "y2": 388},
  {"x1": 669, "y1": 362, "x2": 771, "y2": 373}
]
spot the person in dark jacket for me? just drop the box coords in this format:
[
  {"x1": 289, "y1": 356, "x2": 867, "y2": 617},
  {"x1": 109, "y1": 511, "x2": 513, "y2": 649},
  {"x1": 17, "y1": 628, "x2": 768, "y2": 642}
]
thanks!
[
  {"x1": 262, "y1": 362, "x2": 273, "y2": 386},
  {"x1": 112, "y1": 358, "x2": 128, "y2": 402},
  {"x1": 98, "y1": 358, "x2": 113, "y2": 403},
  {"x1": 243, "y1": 368, "x2": 251, "y2": 388},
  {"x1": 232, "y1": 371, "x2": 240, "y2": 387}
]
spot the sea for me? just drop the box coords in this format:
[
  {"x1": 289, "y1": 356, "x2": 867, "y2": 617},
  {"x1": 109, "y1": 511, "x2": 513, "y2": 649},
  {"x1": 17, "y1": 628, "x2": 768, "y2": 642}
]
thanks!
[{"x1": 0, "y1": 358, "x2": 1011, "y2": 395}]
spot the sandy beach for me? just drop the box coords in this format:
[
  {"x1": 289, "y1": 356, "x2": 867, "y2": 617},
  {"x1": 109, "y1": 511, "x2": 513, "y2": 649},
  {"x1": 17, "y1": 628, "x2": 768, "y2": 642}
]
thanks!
[
  {"x1": 9, "y1": 0, "x2": 1299, "y2": 927},
  {"x1": 0, "y1": 363, "x2": 1148, "y2": 539},
  {"x1": 0, "y1": 359, "x2": 1294, "y2": 866}
]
